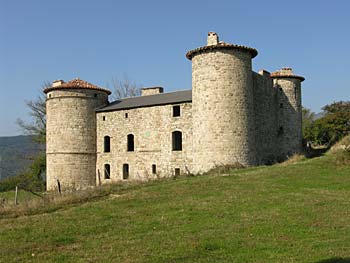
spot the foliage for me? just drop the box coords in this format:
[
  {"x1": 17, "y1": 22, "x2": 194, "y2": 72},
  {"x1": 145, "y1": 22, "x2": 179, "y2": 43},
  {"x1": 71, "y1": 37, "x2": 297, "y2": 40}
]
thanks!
[
  {"x1": 0, "y1": 153, "x2": 350, "y2": 262},
  {"x1": 303, "y1": 101, "x2": 350, "y2": 146},
  {"x1": 0, "y1": 152, "x2": 46, "y2": 192},
  {"x1": 302, "y1": 107, "x2": 316, "y2": 142}
]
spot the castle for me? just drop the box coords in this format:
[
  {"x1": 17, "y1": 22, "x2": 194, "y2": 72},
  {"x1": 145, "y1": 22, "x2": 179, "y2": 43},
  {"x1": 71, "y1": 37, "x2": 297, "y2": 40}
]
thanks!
[{"x1": 44, "y1": 32, "x2": 305, "y2": 191}]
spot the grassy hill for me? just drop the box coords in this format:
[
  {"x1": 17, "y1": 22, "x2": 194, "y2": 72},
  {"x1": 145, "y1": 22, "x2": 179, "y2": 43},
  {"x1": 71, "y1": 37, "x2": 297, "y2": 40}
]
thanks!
[
  {"x1": 0, "y1": 151, "x2": 349, "y2": 263},
  {"x1": 0, "y1": 135, "x2": 43, "y2": 180}
]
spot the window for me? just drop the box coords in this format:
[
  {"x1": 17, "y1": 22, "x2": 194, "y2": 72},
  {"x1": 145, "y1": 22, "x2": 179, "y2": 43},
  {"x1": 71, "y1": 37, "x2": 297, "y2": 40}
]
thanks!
[
  {"x1": 103, "y1": 116, "x2": 106, "y2": 121},
  {"x1": 175, "y1": 168, "x2": 180, "y2": 176},
  {"x1": 104, "y1": 136, "x2": 110, "y2": 152},
  {"x1": 125, "y1": 113, "x2": 128, "y2": 119},
  {"x1": 279, "y1": 103, "x2": 283, "y2": 109},
  {"x1": 173, "y1": 105, "x2": 180, "y2": 117},
  {"x1": 123, "y1": 164, "x2": 129, "y2": 179},
  {"x1": 104, "y1": 164, "x2": 110, "y2": 179},
  {"x1": 94, "y1": 94, "x2": 97, "y2": 98},
  {"x1": 152, "y1": 164, "x2": 157, "y2": 175},
  {"x1": 278, "y1": 126, "x2": 284, "y2": 136},
  {"x1": 127, "y1": 134, "x2": 134, "y2": 152},
  {"x1": 172, "y1": 131, "x2": 182, "y2": 151}
]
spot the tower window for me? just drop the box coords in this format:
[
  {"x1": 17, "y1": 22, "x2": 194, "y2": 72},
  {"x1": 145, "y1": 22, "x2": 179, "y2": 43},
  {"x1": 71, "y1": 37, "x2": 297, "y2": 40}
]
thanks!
[
  {"x1": 278, "y1": 126, "x2": 284, "y2": 136},
  {"x1": 125, "y1": 113, "x2": 128, "y2": 119},
  {"x1": 279, "y1": 103, "x2": 284, "y2": 108},
  {"x1": 103, "y1": 116, "x2": 106, "y2": 121},
  {"x1": 152, "y1": 164, "x2": 157, "y2": 175},
  {"x1": 175, "y1": 168, "x2": 180, "y2": 176},
  {"x1": 127, "y1": 134, "x2": 134, "y2": 152},
  {"x1": 172, "y1": 131, "x2": 182, "y2": 151},
  {"x1": 123, "y1": 164, "x2": 129, "y2": 179},
  {"x1": 173, "y1": 105, "x2": 180, "y2": 117},
  {"x1": 104, "y1": 136, "x2": 110, "y2": 152},
  {"x1": 94, "y1": 94, "x2": 97, "y2": 98},
  {"x1": 104, "y1": 164, "x2": 110, "y2": 179}
]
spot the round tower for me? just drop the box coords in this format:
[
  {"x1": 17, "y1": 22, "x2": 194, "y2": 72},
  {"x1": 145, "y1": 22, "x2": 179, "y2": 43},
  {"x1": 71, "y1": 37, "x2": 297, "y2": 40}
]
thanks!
[
  {"x1": 44, "y1": 79, "x2": 110, "y2": 191},
  {"x1": 270, "y1": 68, "x2": 305, "y2": 158},
  {"x1": 186, "y1": 32, "x2": 258, "y2": 173}
]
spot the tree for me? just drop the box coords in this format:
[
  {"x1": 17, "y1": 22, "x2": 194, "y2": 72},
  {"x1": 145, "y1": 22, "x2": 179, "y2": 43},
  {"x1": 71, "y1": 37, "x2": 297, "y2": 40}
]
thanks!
[
  {"x1": 302, "y1": 107, "x2": 315, "y2": 142},
  {"x1": 109, "y1": 75, "x2": 141, "y2": 100},
  {"x1": 309, "y1": 101, "x2": 350, "y2": 146}
]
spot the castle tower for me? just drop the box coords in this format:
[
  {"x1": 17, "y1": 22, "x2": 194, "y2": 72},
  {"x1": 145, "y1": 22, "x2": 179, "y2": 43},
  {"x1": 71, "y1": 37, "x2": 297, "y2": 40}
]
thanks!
[
  {"x1": 186, "y1": 32, "x2": 258, "y2": 173},
  {"x1": 270, "y1": 68, "x2": 305, "y2": 158},
  {"x1": 44, "y1": 79, "x2": 110, "y2": 191}
]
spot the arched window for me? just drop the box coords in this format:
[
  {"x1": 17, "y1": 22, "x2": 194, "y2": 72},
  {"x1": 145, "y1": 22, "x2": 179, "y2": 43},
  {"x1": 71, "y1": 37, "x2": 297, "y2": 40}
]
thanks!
[
  {"x1": 123, "y1": 164, "x2": 129, "y2": 179},
  {"x1": 104, "y1": 164, "x2": 110, "y2": 179},
  {"x1": 127, "y1": 134, "x2": 134, "y2": 152},
  {"x1": 172, "y1": 131, "x2": 182, "y2": 151},
  {"x1": 104, "y1": 136, "x2": 110, "y2": 153}
]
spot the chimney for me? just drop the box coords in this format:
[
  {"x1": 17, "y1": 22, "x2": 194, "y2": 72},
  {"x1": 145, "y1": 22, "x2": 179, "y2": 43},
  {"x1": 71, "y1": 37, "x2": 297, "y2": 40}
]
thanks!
[
  {"x1": 141, "y1": 87, "x2": 164, "y2": 96},
  {"x1": 207, "y1": 32, "x2": 219, "y2": 46},
  {"x1": 52, "y1": 80, "x2": 64, "y2": 87}
]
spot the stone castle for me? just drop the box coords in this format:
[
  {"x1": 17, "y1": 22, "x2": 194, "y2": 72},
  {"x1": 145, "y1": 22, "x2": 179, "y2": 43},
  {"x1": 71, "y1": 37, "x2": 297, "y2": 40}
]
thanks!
[{"x1": 44, "y1": 32, "x2": 305, "y2": 191}]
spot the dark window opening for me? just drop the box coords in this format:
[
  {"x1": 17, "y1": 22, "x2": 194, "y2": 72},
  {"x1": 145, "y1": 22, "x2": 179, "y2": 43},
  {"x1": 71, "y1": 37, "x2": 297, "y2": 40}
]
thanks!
[
  {"x1": 279, "y1": 103, "x2": 284, "y2": 108},
  {"x1": 278, "y1": 126, "x2": 284, "y2": 136},
  {"x1": 104, "y1": 164, "x2": 110, "y2": 179},
  {"x1": 172, "y1": 131, "x2": 182, "y2": 151},
  {"x1": 94, "y1": 94, "x2": 97, "y2": 98},
  {"x1": 173, "y1": 105, "x2": 180, "y2": 117},
  {"x1": 123, "y1": 164, "x2": 129, "y2": 179},
  {"x1": 152, "y1": 164, "x2": 156, "y2": 175},
  {"x1": 104, "y1": 136, "x2": 110, "y2": 152},
  {"x1": 127, "y1": 134, "x2": 134, "y2": 152},
  {"x1": 103, "y1": 116, "x2": 106, "y2": 121},
  {"x1": 175, "y1": 168, "x2": 180, "y2": 176},
  {"x1": 125, "y1": 113, "x2": 128, "y2": 119},
  {"x1": 279, "y1": 87, "x2": 283, "y2": 92},
  {"x1": 48, "y1": 94, "x2": 51, "y2": 98}
]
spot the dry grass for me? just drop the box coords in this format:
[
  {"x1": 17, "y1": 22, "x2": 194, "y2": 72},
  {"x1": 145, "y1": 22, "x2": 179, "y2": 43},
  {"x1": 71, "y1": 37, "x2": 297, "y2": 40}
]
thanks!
[{"x1": 279, "y1": 153, "x2": 306, "y2": 166}]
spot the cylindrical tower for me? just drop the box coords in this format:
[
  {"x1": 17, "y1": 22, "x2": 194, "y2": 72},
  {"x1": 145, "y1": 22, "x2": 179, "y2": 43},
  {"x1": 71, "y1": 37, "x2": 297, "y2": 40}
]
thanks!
[
  {"x1": 271, "y1": 68, "x2": 305, "y2": 158},
  {"x1": 44, "y1": 78, "x2": 110, "y2": 191},
  {"x1": 186, "y1": 32, "x2": 258, "y2": 173}
]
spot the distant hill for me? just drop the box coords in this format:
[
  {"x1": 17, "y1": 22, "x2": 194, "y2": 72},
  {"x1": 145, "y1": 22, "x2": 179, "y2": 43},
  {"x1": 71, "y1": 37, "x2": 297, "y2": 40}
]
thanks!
[{"x1": 0, "y1": 135, "x2": 44, "y2": 181}]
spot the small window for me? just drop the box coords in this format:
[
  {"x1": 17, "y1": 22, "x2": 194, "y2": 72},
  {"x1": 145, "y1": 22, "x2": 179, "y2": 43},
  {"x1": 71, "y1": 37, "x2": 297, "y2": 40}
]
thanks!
[
  {"x1": 123, "y1": 164, "x2": 129, "y2": 179},
  {"x1": 172, "y1": 131, "x2": 182, "y2": 151},
  {"x1": 279, "y1": 87, "x2": 283, "y2": 92},
  {"x1": 279, "y1": 103, "x2": 283, "y2": 109},
  {"x1": 103, "y1": 116, "x2": 106, "y2": 121},
  {"x1": 278, "y1": 126, "x2": 284, "y2": 136},
  {"x1": 173, "y1": 105, "x2": 180, "y2": 117},
  {"x1": 125, "y1": 113, "x2": 128, "y2": 119},
  {"x1": 48, "y1": 94, "x2": 52, "y2": 98},
  {"x1": 127, "y1": 134, "x2": 134, "y2": 152},
  {"x1": 104, "y1": 136, "x2": 110, "y2": 152},
  {"x1": 152, "y1": 164, "x2": 156, "y2": 175},
  {"x1": 94, "y1": 94, "x2": 97, "y2": 98},
  {"x1": 175, "y1": 168, "x2": 180, "y2": 176},
  {"x1": 104, "y1": 164, "x2": 110, "y2": 179}
]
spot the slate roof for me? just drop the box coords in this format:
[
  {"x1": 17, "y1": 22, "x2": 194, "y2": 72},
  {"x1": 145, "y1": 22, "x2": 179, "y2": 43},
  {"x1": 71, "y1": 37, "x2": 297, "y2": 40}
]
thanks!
[
  {"x1": 96, "y1": 90, "x2": 192, "y2": 112},
  {"x1": 43, "y1": 78, "x2": 111, "y2": 95}
]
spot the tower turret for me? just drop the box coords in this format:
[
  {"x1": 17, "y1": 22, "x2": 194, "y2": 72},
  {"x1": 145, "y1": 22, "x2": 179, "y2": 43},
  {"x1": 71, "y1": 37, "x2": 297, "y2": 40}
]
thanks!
[
  {"x1": 270, "y1": 68, "x2": 305, "y2": 158},
  {"x1": 186, "y1": 32, "x2": 258, "y2": 173},
  {"x1": 44, "y1": 78, "x2": 111, "y2": 191}
]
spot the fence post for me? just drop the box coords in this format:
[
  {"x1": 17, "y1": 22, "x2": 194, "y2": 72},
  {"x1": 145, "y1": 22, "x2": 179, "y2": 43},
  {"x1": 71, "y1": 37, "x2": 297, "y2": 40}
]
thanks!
[{"x1": 14, "y1": 186, "x2": 18, "y2": 205}]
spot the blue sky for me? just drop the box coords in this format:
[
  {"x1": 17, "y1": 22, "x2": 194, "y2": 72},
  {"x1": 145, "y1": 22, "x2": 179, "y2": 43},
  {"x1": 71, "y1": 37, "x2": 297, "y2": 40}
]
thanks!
[{"x1": 0, "y1": 0, "x2": 349, "y2": 136}]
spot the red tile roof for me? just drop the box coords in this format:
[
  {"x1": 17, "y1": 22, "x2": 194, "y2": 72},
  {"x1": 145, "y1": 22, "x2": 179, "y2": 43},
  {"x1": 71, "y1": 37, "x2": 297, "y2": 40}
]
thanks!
[
  {"x1": 43, "y1": 78, "x2": 111, "y2": 95},
  {"x1": 186, "y1": 42, "x2": 258, "y2": 60},
  {"x1": 270, "y1": 68, "x2": 305, "y2": 82}
]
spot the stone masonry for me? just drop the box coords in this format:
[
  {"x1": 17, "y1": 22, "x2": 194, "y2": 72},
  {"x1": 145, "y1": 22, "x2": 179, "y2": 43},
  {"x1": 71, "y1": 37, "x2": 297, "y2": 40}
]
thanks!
[{"x1": 44, "y1": 32, "x2": 305, "y2": 191}]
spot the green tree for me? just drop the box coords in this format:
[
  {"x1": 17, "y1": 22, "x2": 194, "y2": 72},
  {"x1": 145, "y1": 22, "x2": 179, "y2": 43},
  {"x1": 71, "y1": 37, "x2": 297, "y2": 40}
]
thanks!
[{"x1": 302, "y1": 107, "x2": 315, "y2": 142}]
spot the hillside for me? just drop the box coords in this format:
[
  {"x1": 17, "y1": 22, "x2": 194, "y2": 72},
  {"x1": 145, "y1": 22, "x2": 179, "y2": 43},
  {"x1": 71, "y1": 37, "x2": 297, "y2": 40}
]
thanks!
[
  {"x1": 0, "y1": 135, "x2": 43, "y2": 180},
  {"x1": 0, "y1": 152, "x2": 349, "y2": 263}
]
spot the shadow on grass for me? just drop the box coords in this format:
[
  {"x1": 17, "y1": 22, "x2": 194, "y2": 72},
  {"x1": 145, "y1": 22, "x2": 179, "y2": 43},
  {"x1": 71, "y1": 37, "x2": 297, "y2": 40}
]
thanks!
[
  {"x1": 314, "y1": 258, "x2": 350, "y2": 263},
  {"x1": 304, "y1": 147, "x2": 329, "y2": 159}
]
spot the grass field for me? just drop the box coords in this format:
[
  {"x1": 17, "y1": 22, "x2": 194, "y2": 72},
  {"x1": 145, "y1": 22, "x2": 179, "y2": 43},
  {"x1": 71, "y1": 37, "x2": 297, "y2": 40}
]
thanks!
[{"x1": 0, "y1": 152, "x2": 349, "y2": 263}]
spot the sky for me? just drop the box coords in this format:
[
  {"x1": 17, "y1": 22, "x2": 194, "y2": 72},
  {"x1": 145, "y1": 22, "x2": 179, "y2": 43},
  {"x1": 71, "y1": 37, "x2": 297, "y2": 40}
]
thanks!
[{"x1": 0, "y1": 0, "x2": 349, "y2": 136}]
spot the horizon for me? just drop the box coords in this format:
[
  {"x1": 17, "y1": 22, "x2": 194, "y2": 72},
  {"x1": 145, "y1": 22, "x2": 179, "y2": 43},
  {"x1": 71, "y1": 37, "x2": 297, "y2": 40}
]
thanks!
[{"x1": 1, "y1": 0, "x2": 349, "y2": 136}]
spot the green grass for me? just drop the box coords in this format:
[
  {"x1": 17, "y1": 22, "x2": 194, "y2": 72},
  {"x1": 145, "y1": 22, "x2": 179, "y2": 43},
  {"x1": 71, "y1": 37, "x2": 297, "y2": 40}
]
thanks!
[{"x1": 0, "y1": 153, "x2": 350, "y2": 263}]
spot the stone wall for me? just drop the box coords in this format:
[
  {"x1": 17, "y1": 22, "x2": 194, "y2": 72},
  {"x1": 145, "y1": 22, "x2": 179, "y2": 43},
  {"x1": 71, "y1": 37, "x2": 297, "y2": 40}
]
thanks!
[
  {"x1": 191, "y1": 49, "x2": 257, "y2": 173},
  {"x1": 96, "y1": 102, "x2": 192, "y2": 184},
  {"x1": 273, "y1": 78, "x2": 303, "y2": 157},
  {"x1": 252, "y1": 71, "x2": 279, "y2": 164},
  {"x1": 46, "y1": 89, "x2": 108, "y2": 191}
]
